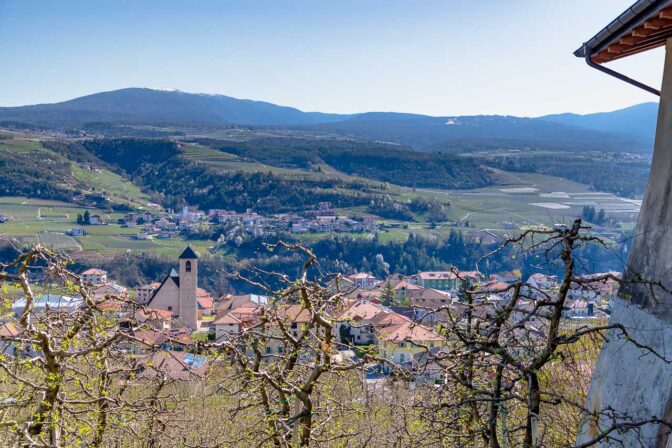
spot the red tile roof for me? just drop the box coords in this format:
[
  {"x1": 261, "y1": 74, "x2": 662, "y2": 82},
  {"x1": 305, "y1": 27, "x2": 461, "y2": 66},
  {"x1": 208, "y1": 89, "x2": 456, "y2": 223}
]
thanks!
[{"x1": 377, "y1": 321, "x2": 444, "y2": 343}]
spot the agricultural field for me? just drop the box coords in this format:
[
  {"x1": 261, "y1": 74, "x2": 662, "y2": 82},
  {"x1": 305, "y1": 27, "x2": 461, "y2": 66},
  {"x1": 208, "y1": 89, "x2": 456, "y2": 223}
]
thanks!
[{"x1": 0, "y1": 197, "x2": 211, "y2": 259}]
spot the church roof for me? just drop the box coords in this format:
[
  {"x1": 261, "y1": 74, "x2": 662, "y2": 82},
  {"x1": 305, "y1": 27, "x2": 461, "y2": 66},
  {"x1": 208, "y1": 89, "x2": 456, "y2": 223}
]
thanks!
[
  {"x1": 147, "y1": 270, "x2": 180, "y2": 305},
  {"x1": 179, "y1": 246, "x2": 200, "y2": 259}
]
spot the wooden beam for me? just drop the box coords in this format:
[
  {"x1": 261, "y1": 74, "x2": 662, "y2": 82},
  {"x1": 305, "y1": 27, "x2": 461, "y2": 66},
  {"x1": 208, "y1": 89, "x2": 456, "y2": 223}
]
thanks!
[
  {"x1": 644, "y1": 18, "x2": 672, "y2": 30},
  {"x1": 607, "y1": 44, "x2": 626, "y2": 54},
  {"x1": 660, "y1": 7, "x2": 672, "y2": 20},
  {"x1": 620, "y1": 34, "x2": 644, "y2": 46},
  {"x1": 632, "y1": 26, "x2": 657, "y2": 37}
]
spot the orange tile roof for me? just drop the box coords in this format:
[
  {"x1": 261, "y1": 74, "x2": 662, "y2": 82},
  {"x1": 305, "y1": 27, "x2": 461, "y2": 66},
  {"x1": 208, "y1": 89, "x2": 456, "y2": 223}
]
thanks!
[
  {"x1": 273, "y1": 304, "x2": 311, "y2": 323},
  {"x1": 377, "y1": 321, "x2": 444, "y2": 343},
  {"x1": 0, "y1": 321, "x2": 19, "y2": 338},
  {"x1": 348, "y1": 272, "x2": 376, "y2": 279},
  {"x1": 338, "y1": 301, "x2": 386, "y2": 321},
  {"x1": 136, "y1": 308, "x2": 173, "y2": 321},
  {"x1": 370, "y1": 311, "x2": 411, "y2": 327}
]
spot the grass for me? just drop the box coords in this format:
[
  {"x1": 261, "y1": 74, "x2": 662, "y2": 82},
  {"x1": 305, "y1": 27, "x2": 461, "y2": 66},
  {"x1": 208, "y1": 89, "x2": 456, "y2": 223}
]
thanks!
[
  {"x1": 71, "y1": 164, "x2": 150, "y2": 207},
  {"x1": 0, "y1": 133, "x2": 637, "y2": 257},
  {"x1": 0, "y1": 196, "x2": 211, "y2": 259}
]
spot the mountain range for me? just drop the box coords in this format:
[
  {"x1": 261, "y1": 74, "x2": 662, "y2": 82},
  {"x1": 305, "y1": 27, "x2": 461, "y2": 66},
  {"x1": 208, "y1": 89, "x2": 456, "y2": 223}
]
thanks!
[{"x1": 0, "y1": 87, "x2": 658, "y2": 152}]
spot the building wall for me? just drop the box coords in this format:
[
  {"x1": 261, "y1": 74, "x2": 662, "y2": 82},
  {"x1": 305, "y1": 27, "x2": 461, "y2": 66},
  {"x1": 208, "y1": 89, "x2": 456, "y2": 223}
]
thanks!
[
  {"x1": 149, "y1": 281, "x2": 180, "y2": 316},
  {"x1": 179, "y1": 258, "x2": 198, "y2": 330},
  {"x1": 579, "y1": 39, "x2": 672, "y2": 447},
  {"x1": 215, "y1": 323, "x2": 239, "y2": 341}
]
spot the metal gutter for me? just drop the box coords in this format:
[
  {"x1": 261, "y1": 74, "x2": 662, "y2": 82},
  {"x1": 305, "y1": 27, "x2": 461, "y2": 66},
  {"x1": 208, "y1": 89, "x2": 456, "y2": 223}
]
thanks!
[
  {"x1": 575, "y1": 0, "x2": 667, "y2": 96},
  {"x1": 583, "y1": 44, "x2": 661, "y2": 96}
]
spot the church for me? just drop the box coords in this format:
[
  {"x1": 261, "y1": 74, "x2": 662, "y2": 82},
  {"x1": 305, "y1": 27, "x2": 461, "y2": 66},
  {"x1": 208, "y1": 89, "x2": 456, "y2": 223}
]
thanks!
[{"x1": 147, "y1": 246, "x2": 200, "y2": 330}]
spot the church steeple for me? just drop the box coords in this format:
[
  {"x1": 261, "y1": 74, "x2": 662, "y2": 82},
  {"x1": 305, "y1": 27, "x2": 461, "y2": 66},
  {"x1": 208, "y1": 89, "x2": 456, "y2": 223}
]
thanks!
[
  {"x1": 179, "y1": 245, "x2": 200, "y2": 260},
  {"x1": 178, "y1": 246, "x2": 199, "y2": 330}
]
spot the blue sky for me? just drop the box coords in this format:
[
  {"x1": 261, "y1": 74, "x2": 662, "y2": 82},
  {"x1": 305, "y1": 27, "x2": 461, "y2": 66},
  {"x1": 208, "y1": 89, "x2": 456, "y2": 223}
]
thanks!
[{"x1": 0, "y1": 0, "x2": 664, "y2": 116}]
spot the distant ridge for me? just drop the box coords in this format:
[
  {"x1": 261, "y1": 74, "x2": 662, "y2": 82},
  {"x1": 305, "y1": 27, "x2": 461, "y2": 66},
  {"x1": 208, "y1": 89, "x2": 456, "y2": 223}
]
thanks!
[
  {"x1": 0, "y1": 88, "x2": 656, "y2": 151},
  {"x1": 540, "y1": 102, "x2": 658, "y2": 144},
  {"x1": 0, "y1": 87, "x2": 349, "y2": 127}
]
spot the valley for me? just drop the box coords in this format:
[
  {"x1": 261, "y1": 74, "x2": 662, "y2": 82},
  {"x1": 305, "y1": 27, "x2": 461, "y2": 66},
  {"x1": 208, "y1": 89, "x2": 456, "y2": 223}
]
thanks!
[{"x1": 0, "y1": 125, "x2": 640, "y2": 272}]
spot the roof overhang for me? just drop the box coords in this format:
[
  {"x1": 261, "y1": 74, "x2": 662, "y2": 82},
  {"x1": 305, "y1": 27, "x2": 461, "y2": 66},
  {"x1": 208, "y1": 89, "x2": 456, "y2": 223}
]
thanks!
[{"x1": 576, "y1": 0, "x2": 672, "y2": 64}]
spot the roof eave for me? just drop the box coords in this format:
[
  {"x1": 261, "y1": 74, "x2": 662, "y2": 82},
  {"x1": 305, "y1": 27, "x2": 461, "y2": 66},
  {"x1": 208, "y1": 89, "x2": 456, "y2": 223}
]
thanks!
[{"x1": 575, "y1": 0, "x2": 672, "y2": 60}]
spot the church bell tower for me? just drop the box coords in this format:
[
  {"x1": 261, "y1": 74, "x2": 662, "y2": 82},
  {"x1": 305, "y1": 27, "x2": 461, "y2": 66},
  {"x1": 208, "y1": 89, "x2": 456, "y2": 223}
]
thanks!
[{"x1": 178, "y1": 246, "x2": 199, "y2": 330}]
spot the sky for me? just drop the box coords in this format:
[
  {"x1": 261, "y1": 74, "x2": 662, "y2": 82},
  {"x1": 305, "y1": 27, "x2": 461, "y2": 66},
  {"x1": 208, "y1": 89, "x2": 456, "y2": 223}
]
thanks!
[{"x1": 0, "y1": 0, "x2": 665, "y2": 116}]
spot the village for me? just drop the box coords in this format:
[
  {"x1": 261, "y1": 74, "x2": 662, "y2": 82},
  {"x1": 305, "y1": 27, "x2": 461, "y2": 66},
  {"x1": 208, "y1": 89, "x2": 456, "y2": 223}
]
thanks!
[
  {"x1": 2, "y1": 245, "x2": 620, "y2": 384},
  {"x1": 60, "y1": 201, "x2": 381, "y2": 241}
]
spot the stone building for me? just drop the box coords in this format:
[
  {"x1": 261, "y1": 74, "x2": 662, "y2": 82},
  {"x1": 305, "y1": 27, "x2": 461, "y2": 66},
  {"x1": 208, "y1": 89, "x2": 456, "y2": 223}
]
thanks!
[{"x1": 147, "y1": 246, "x2": 200, "y2": 330}]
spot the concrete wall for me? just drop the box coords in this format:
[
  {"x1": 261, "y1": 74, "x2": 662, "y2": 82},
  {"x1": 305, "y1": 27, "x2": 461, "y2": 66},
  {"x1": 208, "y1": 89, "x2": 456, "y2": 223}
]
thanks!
[
  {"x1": 620, "y1": 39, "x2": 672, "y2": 319},
  {"x1": 578, "y1": 38, "x2": 672, "y2": 447},
  {"x1": 577, "y1": 298, "x2": 672, "y2": 447}
]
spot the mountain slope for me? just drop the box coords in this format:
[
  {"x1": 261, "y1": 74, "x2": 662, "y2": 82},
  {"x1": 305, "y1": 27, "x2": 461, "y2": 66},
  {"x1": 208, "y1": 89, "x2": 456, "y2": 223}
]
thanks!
[
  {"x1": 540, "y1": 102, "x2": 658, "y2": 144},
  {"x1": 0, "y1": 88, "x2": 656, "y2": 151},
  {"x1": 305, "y1": 113, "x2": 647, "y2": 152},
  {"x1": 0, "y1": 88, "x2": 349, "y2": 127}
]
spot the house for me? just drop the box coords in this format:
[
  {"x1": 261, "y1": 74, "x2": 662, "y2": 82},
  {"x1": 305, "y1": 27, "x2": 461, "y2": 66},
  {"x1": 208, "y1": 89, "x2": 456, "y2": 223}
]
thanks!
[
  {"x1": 92, "y1": 282, "x2": 128, "y2": 300},
  {"x1": 490, "y1": 271, "x2": 521, "y2": 284},
  {"x1": 526, "y1": 273, "x2": 559, "y2": 291},
  {"x1": 327, "y1": 276, "x2": 355, "y2": 292},
  {"x1": 263, "y1": 305, "x2": 313, "y2": 356},
  {"x1": 393, "y1": 280, "x2": 423, "y2": 300},
  {"x1": 564, "y1": 300, "x2": 595, "y2": 318},
  {"x1": 137, "y1": 350, "x2": 207, "y2": 381},
  {"x1": 417, "y1": 270, "x2": 480, "y2": 292},
  {"x1": 216, "y1": 294, "x2": 269, "y2": 314},
  {"x1": 135, "y1": 282, "x2": 161, "y2": 305},
  {"x1": 89, "y1": 214, "x2": 102, "y2": 225},
  {"x1": 66, "y1": 228, "x2": 85, "y2": 236},
  {"x1": 345, "y1": 288, "x2": 384, "y2": 303},
  {"x1": 377, "y1": 321, "x2": 444, "y2": 366},
  {"x1": 133, "y1": 326, "x2": 192, "y2": 352},
  {"x1": 334, "y1": 301, "x2": 389, "y2": 345},
  {"x1": 197, "y1": 288, "x2": 214, "y2": 316},
  {"x1": 0, "y1": 321, "x2": 20, "y2": 355},
  {"x1": 213, "y1": 304, "x2": 264, "y2": 341},
  {"x1": 347, "y1": 272, "x2": 378, "y2": 288},
  {"x1": 476, "y1": 280, "x2": 513, "y2": 299},
  {"x1": 411, "y1": 347, "x2": 448, "y2": 384},
  {"x1": 146, "y1": 246, "x2": 201, "y2": 330},
  {"x1": 81, "y1": 268, "x2": 108, "y2": 286},
  {"x1": 134, "y1": 307, "x2": 173, "y2": 330},
  {"x1": 409, "y1": 288, "x2": 453, "y2": 310}
]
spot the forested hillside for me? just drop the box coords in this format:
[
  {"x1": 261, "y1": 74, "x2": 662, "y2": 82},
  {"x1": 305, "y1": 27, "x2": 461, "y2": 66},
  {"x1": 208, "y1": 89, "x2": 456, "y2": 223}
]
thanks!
[
  {"x1": 41, "y1": 137, "x2": 493, "y2": 213},
  {"x1": 206, "y1": 137, "x2": 492, "y2": 189}
]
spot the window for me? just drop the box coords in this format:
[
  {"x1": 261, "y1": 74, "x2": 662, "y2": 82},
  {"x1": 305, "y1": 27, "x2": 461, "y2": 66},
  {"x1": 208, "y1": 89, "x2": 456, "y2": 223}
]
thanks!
[
  {"x1": 278, "y1": 346, "x2": 283, "y2": 353},
  {"x1": 400, "y1": 342, "x2": 406, "y2": 348},
  {"x1": 185, "y1": 260, "x2": 192, "y2": 272},
  {"x1": 265, "y1": 347, "x2": 272, "y2": 354},
  {"x1": 429, "y1": 342, "x2": 435, "y2": 348},
  {"x1": 399, "y1": 354, "x2": 405, "y2": 363},
  {"x1": 167, "y1": 306, "x2": 173, "y2": 312},
  {"x1": 291, "y1": 322, "x2": 298, "y2": 329}
]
